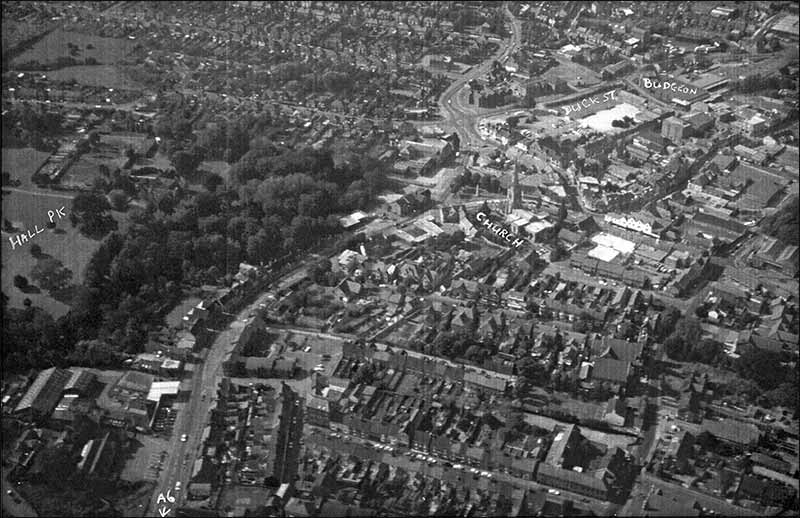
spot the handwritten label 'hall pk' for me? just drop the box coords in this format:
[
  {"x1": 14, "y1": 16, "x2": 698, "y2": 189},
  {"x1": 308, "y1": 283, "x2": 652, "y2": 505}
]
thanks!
[{"x1": 7, "y1": 206, "x2": 67, "y2": 251}]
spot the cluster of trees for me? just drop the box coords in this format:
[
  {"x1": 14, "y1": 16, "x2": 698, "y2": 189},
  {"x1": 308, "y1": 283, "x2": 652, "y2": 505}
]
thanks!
[
  {"x1": 515, "y1": 356, "x2": 549, "y2": 397},
  {"x1": 761, "y1": 196, "x2": 799, "y2": 247},
  {"x1": 425, "y1": 230, "x2": 466, "y2": 252},
  {"x1": 1, "y1": 104, "x2": 63, "y2": 151},
  {"x1": 611, "y1": 116, "x2": 635, "y2": 129},
  {"x1": 664, "y1": 317, "x2": 725, "y2": 364},
  {"x1": 31, "y1": 258, "x2": 73, "y2": 293},
  {"x1": 733, "y1": 74, "x2": 795, "y2": 95},
  {"x1": 70, "y1": 192, "x2": 118, "y2": 238},
  {"x1": 719, "y1": 348, "x2": 798, "y2": 413},
  {"x1": 450, "y1": 5, "x2": 508, "y2": 37},
  {"x1": 2, "y1": 295, "x2": 125, "y2": 371},
  {"x1": 425, "y1": 330, "x2": 494, "y2": 363},
  {"x1": 450, "y1": 168, "x2": 503, "y2": 194}
]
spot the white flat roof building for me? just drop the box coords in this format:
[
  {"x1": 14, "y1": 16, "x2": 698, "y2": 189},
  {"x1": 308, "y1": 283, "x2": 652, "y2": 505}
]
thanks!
[
  {"x1": 588, "y1": 245, "x2": 620, "y2": 262},
  {"x1": 591, "y1": 232, "x2": 636, "y2": 255},
  {"x1": 147, "y1": 381, "x2": 181, "y2": 402}
]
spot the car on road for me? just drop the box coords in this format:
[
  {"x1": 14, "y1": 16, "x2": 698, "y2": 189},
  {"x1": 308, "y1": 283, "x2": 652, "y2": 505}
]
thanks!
[
  {"x1": 548, "y1": 489, "x2": 560, "y2": 495},
  {"x1": 180, "y1": 434, "x2": 188, "y2": 442},
  {"x1": 175, "y1": 481, "x2": 182, "y2": 492}
]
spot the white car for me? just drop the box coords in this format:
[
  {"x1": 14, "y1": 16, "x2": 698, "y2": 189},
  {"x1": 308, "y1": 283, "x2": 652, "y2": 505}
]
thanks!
[
  {"x1": 180, "y1": 434, "x2": 188, "y2": 442},
  {"x1": 175, "y1": 481, "x2": 182, "y2": 492},
  {"x1": 548, "y1": 488, "x2": 560, "y2": 495}
]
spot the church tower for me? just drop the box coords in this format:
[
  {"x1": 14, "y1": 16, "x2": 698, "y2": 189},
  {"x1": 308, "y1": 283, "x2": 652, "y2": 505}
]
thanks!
[{"x1": 507, "y1": 158, "x2": 521, "y2": 213}]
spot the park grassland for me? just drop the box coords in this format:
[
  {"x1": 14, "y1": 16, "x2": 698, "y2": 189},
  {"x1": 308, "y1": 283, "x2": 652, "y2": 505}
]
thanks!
[{"x1": 2, "y1": 147, "x2": 104, "y2": 317}]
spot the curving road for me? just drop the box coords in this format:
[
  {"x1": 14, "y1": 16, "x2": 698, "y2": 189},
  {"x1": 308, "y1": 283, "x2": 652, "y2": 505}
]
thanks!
[{"x1": 438, "y1": 4, "x2": 523, "y2": 150}]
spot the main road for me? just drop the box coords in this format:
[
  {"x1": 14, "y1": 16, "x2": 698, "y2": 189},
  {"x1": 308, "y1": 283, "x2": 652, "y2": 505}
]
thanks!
[
  {"x1": 438, "y1": 3, "x2": 523, "y2": 150},
  {"x1": 147, "y1": 269, "x2": 311, "y2": 516}
]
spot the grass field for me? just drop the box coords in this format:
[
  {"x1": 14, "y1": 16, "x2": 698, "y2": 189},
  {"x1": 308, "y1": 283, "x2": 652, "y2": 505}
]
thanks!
[
  {"x1": 62, "y1": 143, "x2": 129, "y2": 189},
  {"x1": 13, "y1": 29, "x2": 135, "y2": 66},
  {"x1": 42, "y1": 64, "x2": 142, "y2": 90},
  {"x1": 2, "y1": 147, "x2": 52, "y2": 189},
  {"x1": 1, "y1": 190, "x2": 100, "y2": 318}
]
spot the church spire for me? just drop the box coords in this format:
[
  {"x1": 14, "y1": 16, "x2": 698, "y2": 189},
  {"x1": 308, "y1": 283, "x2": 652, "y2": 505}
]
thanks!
[{"x1": 507, "y1": 158, "x2": 521, "y2": 213}]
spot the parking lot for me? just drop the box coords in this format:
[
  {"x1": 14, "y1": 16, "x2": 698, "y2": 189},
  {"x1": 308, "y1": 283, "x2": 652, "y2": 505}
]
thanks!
[
  {"x1": 120, "y1": 434, "x2": 171, "y2": 483},
  {"x1": 152, "y1": 404, "x2": 178, "y2": 434}
]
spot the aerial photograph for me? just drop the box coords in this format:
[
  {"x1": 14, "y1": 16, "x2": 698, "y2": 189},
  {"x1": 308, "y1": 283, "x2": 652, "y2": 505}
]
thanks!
[{"x1": 1, "y1": 1, "x2": 798, "y2": 517}]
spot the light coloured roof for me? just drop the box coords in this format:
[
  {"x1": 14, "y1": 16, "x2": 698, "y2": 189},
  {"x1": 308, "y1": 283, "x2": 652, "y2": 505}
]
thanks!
[
  {"x1": 588, "y1": 245, "x2": 620, "y2": 263},
  {"x1": 146, "y1": 380, "x2": 180, "y2": 402}
]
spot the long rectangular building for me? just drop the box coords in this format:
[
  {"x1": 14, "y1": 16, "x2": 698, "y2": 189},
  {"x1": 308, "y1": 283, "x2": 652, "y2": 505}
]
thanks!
[{"x1": 14, "y1": 367, "x2": 73, "y2": 420}]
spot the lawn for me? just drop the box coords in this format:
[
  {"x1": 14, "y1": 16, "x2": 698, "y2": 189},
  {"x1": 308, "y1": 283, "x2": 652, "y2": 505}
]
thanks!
[
  {"x1": 2, "y1": 190, "x2": 101, "y2": 318},
  {"x1": 13, "y1": 29, "x2": 135, "y2": 66},
  {"x1": 62, "y1": 134, "x2": 149, "y2": 189},
  {"x1": 2, "y1": 147, "x2": 52, "y2": 189},
  {"x1": 42, "y1": 64, "x2": 142, "y2": 90}
]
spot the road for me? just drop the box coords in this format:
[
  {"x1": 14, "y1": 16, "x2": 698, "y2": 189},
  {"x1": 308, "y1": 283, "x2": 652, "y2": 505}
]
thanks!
[
  {"x1": 1, "y1": 471, "x2": 37, "y2": 518},
  {"x1": 437, "y1": 4, "x2": 523, "y2": 150},
  {"x1": 1, "y1": 187, "x2": 76, "y2": 200},
  {"x1": 638, "y1": 472, "x2": 757, "y2": 517},
  {"x1": 147, "y1": 275, "x2": 311, "y2": 515},
  {"x1": 304, "y1": 426, "x2": 619, "y2": 514}
]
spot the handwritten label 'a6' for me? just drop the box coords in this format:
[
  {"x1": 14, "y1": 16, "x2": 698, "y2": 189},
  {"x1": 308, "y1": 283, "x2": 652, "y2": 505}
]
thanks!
[{"x1": 156, "y1": 490, "x2": 175, "y2": 504}]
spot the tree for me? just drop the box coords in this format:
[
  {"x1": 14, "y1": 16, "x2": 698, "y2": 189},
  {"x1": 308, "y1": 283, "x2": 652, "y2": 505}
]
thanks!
[
  {"x1": 506, "y1": 410, "x2": 525, "y2": 432},
  {"x1": 247, "y1": 228, "x2": 281, "y2": 264},
  {"x1": 172, "y1": 150, "x2": 201, "y2": 179},
  {"x1": 72, "y1": 192, "x2": 117, "y2": 238},
  {"x1": 551, "y1": 243, "x2": 569, "y2": 262},
  {"x1": 31, "y1": 258, "x2": 73, "y2": 292},
  {"x1": 13, "y1": 275, "x2": 29, "y2": 290},
  {"x1": 73, "y1": 192, "x2": 110, "y2": 214},
  {"x1": 523, "y1": 84, "x2": 537, "y2": 108},
  {"x1": 36, "y1": 445, "x2": 79, "y2": 488},
  {"x1": 353, "y1": 362, "x2": 376, "y2": 385},
  {"x1": 761, "y1": 196, "x2": 799, "y2": 246},
  {"x1": 311, "y1": 259, "x2": 332, "y2": 284},
  {"x1": 203, "y1": 172, "x2": 223, "y2": 192},
  {"x1": 108, "y1": 189, "x2": 128, "y2": 211},
  {"x1": 557, "y1": 202, "x2": 568, "y2": 224},
  {"x1": 736, "y1": 348, "x2": 788, "y2": 391}
]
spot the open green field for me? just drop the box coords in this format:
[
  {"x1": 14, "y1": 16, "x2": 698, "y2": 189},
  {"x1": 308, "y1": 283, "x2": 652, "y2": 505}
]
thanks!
[
  {"x1": 1, "y1": 190, "x2": 100, "y2": 318},
  {"x1": 13, "y1": 29, "x2": 135, "y2": 66},
  {"x1": 42, "y1": 65, "x2": 143, "y2": 90},
  {"x1": 2, "y1": 147, "x2": 52, "y2": 189}
]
